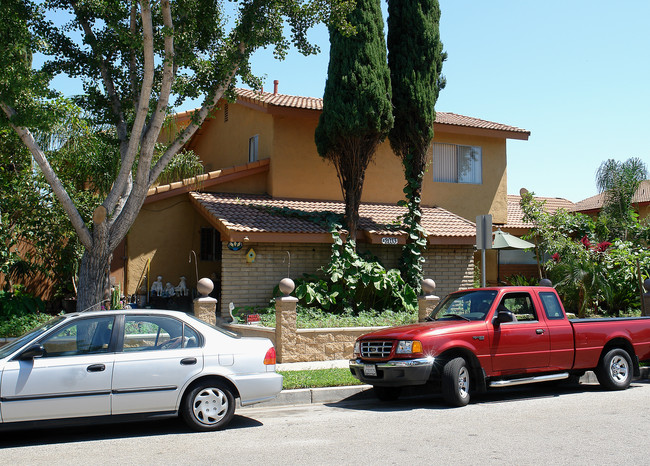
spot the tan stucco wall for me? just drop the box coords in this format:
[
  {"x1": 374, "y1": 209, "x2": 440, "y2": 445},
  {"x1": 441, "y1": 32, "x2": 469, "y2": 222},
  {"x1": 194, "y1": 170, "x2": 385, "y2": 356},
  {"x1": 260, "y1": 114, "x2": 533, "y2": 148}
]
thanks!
[
  {"x1": 266, "y1": 111, "x2": 507, "y2": 223},
  {"x1": 189, "y1": 104, "x2": 274, "y2": 173},
  {"x1": 125, "y1": 195, "x2": 222, "y2": 296}
]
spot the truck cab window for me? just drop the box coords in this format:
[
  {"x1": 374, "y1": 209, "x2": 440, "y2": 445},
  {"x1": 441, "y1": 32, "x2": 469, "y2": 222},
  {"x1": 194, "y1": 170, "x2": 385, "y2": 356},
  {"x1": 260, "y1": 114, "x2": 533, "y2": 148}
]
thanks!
[
  {"x1": 539, "y1": 292, "x2": 565, "y2": 320},
  {"x1": 498, "y1": 293, "x2": 537, "y2": 322}
]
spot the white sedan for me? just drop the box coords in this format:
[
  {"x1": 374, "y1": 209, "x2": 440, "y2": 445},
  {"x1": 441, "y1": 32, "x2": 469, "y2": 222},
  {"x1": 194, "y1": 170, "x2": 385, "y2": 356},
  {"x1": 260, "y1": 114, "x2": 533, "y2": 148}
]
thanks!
[{"x1": 0, "y1": 309, "x2": 282, "y2": 431}]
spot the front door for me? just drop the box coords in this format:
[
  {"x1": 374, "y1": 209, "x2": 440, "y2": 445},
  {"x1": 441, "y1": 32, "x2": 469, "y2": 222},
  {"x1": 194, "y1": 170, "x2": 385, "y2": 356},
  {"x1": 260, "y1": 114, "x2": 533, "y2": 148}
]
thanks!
[
  {"x1": 490, "y1": 292, "x2": 550, "y2": 373},
  {"x1": 0, "y1": 316, "x2": 115, "y2": 423}
]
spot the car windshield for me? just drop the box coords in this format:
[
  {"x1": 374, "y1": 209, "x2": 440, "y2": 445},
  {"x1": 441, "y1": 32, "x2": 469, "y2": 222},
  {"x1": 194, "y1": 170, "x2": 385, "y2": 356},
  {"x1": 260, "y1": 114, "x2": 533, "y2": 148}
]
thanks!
[
  {"x1": 0, "y1": 315, "x2": 67, "y2": 359},
  {"x1": 429, "y1": 290, "x2": 498, "y2": 322}
]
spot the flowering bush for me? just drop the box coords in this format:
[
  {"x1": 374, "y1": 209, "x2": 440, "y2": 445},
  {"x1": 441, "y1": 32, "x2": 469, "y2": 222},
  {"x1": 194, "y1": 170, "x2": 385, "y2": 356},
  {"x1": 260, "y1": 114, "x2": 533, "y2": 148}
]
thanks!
[{"x1": 520, "y1": 192, "x2": 649, "y2": 317}]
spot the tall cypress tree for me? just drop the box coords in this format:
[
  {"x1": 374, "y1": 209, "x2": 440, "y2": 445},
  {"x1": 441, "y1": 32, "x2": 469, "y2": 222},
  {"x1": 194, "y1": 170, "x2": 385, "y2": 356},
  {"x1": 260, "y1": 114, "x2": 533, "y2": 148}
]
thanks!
[
  {"x1": 387, "y1": 0, "x2": 445, "y2": 292},
  {"x1": 315, "y1": 0, "x2": 393, "y2": 243}
]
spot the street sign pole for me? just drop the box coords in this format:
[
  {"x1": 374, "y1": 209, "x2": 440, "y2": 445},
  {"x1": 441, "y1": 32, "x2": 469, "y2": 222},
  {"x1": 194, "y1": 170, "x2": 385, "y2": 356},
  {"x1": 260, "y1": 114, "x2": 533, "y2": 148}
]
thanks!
[{"x1": 476, "y1": 214, "x2": 493, "y2": 287}]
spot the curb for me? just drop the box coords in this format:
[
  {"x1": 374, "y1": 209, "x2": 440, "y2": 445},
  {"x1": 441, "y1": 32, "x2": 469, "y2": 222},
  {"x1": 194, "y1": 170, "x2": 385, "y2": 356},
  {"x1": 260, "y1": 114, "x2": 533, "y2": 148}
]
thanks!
[{"x1": 243, "y1": 367, "x2": 650, "y2": 409}]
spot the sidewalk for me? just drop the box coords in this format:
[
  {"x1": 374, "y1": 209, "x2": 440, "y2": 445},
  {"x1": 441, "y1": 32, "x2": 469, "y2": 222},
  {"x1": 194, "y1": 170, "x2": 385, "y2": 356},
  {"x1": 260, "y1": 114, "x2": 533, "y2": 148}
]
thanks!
[{"x1": 242, "y1": 364, "x2": 650, "y2": 409}]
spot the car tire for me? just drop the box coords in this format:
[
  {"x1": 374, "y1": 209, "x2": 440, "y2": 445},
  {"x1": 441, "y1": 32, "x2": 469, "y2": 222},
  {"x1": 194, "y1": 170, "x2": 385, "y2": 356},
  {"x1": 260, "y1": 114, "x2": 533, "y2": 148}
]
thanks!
[
  {"x1": 441, "y1": 357, "x2": 471, "y2": 407},
  {"x1": 595, "y1": 348, "x2": 633, "y2": 391},
  {"x1": 181, "y1": 381, "x2": 235, "y2": 431},
  {"x1": 373, "y1": 386, "x2": 402, "y2": 401}
]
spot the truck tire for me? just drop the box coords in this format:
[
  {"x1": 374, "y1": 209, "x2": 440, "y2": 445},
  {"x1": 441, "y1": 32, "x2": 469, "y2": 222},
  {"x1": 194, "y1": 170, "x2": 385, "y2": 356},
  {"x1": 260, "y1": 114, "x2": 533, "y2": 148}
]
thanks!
[
  {"x1": 441, "y1": 357, "x2": 471, "y2": 407},
  {"x1": 373, "y1": 386, "x2": 402, "y2": 401},
  {"x1": 595, "y1": 348, "x2": 633, "y2": 390}
]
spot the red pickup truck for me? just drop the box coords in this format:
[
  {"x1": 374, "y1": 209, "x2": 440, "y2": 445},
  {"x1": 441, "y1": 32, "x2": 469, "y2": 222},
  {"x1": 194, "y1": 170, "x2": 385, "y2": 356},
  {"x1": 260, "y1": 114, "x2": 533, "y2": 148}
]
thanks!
[{"x1": 349, "y1": 286, "x2": 650, "y2": 406}]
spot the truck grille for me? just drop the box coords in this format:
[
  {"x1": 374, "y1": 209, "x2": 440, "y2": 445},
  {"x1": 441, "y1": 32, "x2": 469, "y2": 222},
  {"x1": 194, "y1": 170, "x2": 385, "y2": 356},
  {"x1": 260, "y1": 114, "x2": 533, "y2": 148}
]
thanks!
[{"x1": 360, "y1": 341, "x2": 393, "y2": 358}]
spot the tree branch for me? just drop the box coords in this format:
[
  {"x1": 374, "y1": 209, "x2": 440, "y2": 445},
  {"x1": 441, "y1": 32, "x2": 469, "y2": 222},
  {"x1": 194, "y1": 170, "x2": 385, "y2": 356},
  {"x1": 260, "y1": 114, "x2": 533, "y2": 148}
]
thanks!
[
  {"x1": 1, "y1": 102, "x2": 93, "y2": 249},
  {"x1": 104, "y1": 0, "x2": 156, "y2": 215},
  {"x1": 149, "y1": 43, "x2": 246, "y2": 184}
]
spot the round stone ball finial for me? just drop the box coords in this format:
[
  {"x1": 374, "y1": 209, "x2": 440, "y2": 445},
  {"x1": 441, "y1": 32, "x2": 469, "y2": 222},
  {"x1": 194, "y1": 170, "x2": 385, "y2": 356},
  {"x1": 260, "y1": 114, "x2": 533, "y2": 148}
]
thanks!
[
  {"x1": 644, "y1": 278, "x2": 650, "y2": 294},
  {"x1": 279, "y1": 278, "x2": 295, "y2": 297},
  {"x1": 539, "y1": 278, "x2": 553, "y2": 287},
  {"x1": 421, "y1": 279, "x2": 436, "y2": 295},
  {"x1": 197, "y1": 278, "x2": 214, "y2": 297}
]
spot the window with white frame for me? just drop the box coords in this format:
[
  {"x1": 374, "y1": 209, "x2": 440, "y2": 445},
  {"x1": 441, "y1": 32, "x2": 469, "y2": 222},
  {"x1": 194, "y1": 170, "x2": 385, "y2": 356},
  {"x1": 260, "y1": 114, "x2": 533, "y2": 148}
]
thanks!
[
  {"x1": 432, "y1": 143, "x2": 482, "y2": 184},
  {"x1": 248, "y1": 135, "x2": 259, "y2": 162}
]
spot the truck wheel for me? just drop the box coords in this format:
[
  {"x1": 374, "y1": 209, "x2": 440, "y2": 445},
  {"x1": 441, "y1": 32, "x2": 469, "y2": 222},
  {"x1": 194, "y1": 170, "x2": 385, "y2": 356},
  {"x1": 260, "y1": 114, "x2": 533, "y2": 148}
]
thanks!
[
  {"x1": 441, "y1": 357, "x2": 471, "y2": 407},
  {"x1": 373, "y1": 386, "x2": 402, "y2": 401},
  {"x1": 181, "y1": 381, "x2": 235, "y2": 431},
  {"x1": 596, "y1": 348, "x2": 633, "y2": 390}
]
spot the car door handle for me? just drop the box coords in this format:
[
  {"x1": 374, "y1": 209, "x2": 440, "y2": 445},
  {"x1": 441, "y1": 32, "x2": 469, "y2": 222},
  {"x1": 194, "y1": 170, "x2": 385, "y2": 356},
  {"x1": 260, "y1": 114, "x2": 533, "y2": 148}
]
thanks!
[
  {"x1": 87, "y1": 364, "x2": 106, "y2": 372},
  {"x1": 536, "y1": 329, "x2": 545, "y2": 334},
  {"x1": 181, "y1": 358, "x2": 197, "y2": 366}
]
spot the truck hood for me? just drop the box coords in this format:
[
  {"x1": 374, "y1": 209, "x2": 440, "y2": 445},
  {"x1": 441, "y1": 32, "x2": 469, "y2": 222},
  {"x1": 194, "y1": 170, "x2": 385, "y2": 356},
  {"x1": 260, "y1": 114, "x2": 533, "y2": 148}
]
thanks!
[{"x1": 358, "y1": 320, "x2": 482, "y2": 340}]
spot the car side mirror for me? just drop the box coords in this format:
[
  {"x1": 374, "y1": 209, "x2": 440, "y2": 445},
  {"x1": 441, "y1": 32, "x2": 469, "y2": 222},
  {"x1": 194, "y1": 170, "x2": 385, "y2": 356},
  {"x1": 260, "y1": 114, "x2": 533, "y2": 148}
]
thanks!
[
  {"x1": 19, "y1": 344, "x2": 45, "y2": 360},
  {"x1": 492, "y1": 307, "x2": 516, "y2": 326}
]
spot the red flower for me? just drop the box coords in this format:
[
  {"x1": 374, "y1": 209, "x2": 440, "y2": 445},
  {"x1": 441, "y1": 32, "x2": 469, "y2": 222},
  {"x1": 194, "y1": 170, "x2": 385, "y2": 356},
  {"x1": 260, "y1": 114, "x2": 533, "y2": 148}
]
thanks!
[
  {"x1": 552, "y1": 253, "x2": 560, "y2": 262},
  {"x1": 580, "y1": 235, "x2": 591, "y2": 249},
  {"x1": 596, "y1": 241, "x2": 611, "y2": 253}
]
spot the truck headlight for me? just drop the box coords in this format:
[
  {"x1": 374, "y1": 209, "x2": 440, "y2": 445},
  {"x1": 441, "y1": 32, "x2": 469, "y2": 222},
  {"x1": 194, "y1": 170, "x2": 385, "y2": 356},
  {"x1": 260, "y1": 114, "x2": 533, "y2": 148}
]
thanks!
[
  {"x1": 396, "y1": 340, "x2": 423, "y2": 354},
  {"x1": 353, "y1": 341, "x2": 360, "y2": 357}
]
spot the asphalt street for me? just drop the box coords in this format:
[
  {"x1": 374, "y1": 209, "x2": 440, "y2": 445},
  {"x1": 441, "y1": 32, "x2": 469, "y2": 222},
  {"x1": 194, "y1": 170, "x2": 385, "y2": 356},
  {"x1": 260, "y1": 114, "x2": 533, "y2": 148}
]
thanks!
[{"x1": 1, "y1": 379, "x2": 649, "y2": 465}]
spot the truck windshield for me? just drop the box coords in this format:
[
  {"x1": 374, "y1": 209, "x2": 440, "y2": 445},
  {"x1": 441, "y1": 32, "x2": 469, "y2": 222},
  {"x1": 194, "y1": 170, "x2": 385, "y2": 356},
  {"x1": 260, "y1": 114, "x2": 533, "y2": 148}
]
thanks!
[{"x1": 429, "y1": 290, "x2": 498, "y2": 322}]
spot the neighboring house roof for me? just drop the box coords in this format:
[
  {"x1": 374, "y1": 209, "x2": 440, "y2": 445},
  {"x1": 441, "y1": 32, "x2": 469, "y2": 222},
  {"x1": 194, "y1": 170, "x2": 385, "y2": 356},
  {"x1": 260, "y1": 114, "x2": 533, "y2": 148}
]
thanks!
[
  {"x1": 189, "y1": 192, "x2": 476, "y2": 245},
  {"x1": 235, "y1": 88, "x2": 530, "y2": 140},
  {"x1": 504, "y1": 194, "x2": 575, "y2": 231},
  {"x1": 572, "y1": 180, "x2": 650, "y2": 214}
]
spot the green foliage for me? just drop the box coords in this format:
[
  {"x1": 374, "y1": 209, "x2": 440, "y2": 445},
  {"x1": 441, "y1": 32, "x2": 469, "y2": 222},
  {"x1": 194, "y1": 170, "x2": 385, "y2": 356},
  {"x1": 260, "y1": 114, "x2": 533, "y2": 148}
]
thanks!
[
  {"x1": 315, "y1": 0, "x2": 393, "y2": 240},
  {"x1": 2, "y1": 0, "x2": 355, "y2": 311},
  {"x1": 387, "y1": 0, "x2": 445, "y2": 159},
  {"x1": 0, "y1": 285, "x2": 45, "y2": 318},
  {"x1": 505, "y1": 274, "x2": 540, "y2": 287},
  {"x1": 0, "y1": 312, "x2": 54, "y2": 338},
  {"x1": 596, "y1": 158, "x2": 648, "y2": 230},
  {"x1": 250, "y1": 305, "x2": 416, "y2": 329},
  {"x1": 278, "y1": 368, "x2": 363, "y2": 389},
  {"x1": 520, "y1": 192, "x2": 650, "y2": 317},
  {"x1": 386, "y1": 0, "x2": 445, "y2": 293},
  {"x1": 0, "y1": 124, "x2": 86, "y2": 298}
]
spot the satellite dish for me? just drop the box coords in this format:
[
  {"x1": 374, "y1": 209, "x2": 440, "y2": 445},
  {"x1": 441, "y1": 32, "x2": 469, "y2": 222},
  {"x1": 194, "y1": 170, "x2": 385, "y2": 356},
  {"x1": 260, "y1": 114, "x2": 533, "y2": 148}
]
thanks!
[{"x1": 519, "y1": 188, "x2": 529, "y2": 196}]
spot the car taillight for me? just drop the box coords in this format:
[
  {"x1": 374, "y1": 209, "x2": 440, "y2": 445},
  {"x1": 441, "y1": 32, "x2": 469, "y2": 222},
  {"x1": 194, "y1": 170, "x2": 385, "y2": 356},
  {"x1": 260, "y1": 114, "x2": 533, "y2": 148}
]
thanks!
[{"x1": 264, "y1": 347, "x2": 277, "y2": 365}]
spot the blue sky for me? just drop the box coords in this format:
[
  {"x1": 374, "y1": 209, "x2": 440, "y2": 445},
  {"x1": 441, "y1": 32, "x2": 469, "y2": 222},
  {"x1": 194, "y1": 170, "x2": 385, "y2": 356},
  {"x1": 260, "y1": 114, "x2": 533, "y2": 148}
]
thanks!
[
  {"x1": 46, "y1": 1, "x2": 650, "y2": 203},
  {"x1": 244, "y1": 0, "x2": 650, "y2": 202}
]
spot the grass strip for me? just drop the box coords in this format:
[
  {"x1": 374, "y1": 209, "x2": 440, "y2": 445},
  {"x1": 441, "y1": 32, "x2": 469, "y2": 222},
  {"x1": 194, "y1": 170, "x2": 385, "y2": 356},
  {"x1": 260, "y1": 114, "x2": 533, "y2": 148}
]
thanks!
[{"x1": 278, "y1": 368, "x2": 364, "y2": 390}]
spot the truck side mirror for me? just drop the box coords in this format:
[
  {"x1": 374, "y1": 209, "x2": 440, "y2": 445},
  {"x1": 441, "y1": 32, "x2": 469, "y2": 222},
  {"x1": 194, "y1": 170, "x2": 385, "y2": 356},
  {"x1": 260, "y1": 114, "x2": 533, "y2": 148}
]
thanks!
[{"x1": 492, "y1": 307, "x2": 516, "y2": 326}]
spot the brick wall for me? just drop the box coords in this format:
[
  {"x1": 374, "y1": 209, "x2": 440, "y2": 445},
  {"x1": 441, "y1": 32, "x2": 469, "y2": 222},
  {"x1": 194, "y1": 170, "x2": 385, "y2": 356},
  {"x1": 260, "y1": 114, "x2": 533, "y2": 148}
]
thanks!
[{"x1": 220, "y1": 242, "x2": 475, "y2": 315}]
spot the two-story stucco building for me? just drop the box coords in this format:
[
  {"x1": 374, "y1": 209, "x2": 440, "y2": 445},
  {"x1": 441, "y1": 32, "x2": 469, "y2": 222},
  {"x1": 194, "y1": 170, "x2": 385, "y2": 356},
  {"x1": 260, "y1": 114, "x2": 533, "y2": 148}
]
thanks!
[{"x1": 110, "y1": 87, "x2": 530, "y2": 315}]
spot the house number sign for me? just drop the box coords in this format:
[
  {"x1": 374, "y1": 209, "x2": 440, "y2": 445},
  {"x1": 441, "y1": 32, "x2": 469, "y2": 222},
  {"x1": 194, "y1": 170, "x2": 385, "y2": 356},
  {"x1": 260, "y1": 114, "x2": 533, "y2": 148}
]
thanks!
[{"x1": 381, "y1": 237, "x2": 398, "y2": 245}]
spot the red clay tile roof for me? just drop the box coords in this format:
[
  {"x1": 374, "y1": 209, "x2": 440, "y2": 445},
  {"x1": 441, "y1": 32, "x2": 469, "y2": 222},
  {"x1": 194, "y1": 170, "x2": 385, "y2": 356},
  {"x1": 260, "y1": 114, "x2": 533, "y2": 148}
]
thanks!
[
  {"x1": 572, "y1": 180, "x2": 650, "y2": 213},
  {"x1": 189, "y1": 192, "x2": 476, "y2": 244},
  {"x1": 235, "y1": 88, "x2": 530, "y2": 137},
  {"x1": 505, "y1": 194, "x2": 575, "y2": 229}
]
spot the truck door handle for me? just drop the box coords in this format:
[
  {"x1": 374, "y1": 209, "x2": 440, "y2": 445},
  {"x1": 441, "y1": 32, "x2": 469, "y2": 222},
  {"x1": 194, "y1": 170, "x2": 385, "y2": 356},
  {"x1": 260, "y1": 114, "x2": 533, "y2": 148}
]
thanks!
[
  {"x1": 181, "y1": 358, "x2": 197, "y2": 365},
  {"x1": 536, "y1": 329, "x2": 545, "y2": 335},
  {"x1": 87, "y1": 364, "x2": 106, "y2": 372}
]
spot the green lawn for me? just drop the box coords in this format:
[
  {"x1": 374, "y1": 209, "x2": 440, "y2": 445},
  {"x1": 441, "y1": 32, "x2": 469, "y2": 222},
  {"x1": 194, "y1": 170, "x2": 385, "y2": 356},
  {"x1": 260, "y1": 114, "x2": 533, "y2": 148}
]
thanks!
[{"x1": 278, "y1": 368, "x2": 364, "y2": 390}]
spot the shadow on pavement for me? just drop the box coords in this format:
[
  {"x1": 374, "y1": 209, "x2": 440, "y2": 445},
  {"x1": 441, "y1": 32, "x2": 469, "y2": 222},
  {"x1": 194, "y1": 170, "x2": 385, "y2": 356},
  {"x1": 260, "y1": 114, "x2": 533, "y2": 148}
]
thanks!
[
  {"x1": 0, "y1": 414, "x2": 263, "y2": 448},
  {"x1": 327, "y1": 381, "x2": 644, "y2": 411}
]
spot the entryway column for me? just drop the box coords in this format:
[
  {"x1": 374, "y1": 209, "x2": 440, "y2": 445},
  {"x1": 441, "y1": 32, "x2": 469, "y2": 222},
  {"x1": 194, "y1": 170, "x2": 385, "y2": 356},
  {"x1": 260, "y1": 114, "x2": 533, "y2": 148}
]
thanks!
[{"x1": 418, "y1": 278, "x2": 440, "y2": 322}]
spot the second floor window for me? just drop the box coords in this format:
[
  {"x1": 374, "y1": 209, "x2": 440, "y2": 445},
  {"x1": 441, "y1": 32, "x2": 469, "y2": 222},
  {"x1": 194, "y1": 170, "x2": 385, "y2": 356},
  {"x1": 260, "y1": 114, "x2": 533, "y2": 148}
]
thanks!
[
  {"x1": 249, "y1": 135, "x2": 259, "y2": 162},
  {"x1": 433, "y1": 143, "x2": 482, "y2": 184}
]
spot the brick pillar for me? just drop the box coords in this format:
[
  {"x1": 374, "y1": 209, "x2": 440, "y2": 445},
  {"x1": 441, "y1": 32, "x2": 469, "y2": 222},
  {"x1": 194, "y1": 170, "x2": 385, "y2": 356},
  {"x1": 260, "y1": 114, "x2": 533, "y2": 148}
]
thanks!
[
  {"x1": 418, "y1": 278, "x2": 440, "y2": 322},
  {"x1": 641, "y1": 278, "x2": 650, "y2": 316},
  {"x1": 193, "y1": 278, "x2": 217, "y2": 326},
  {"x1": 275, "y1": 278, "x2": 298, "y2": 363}
]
